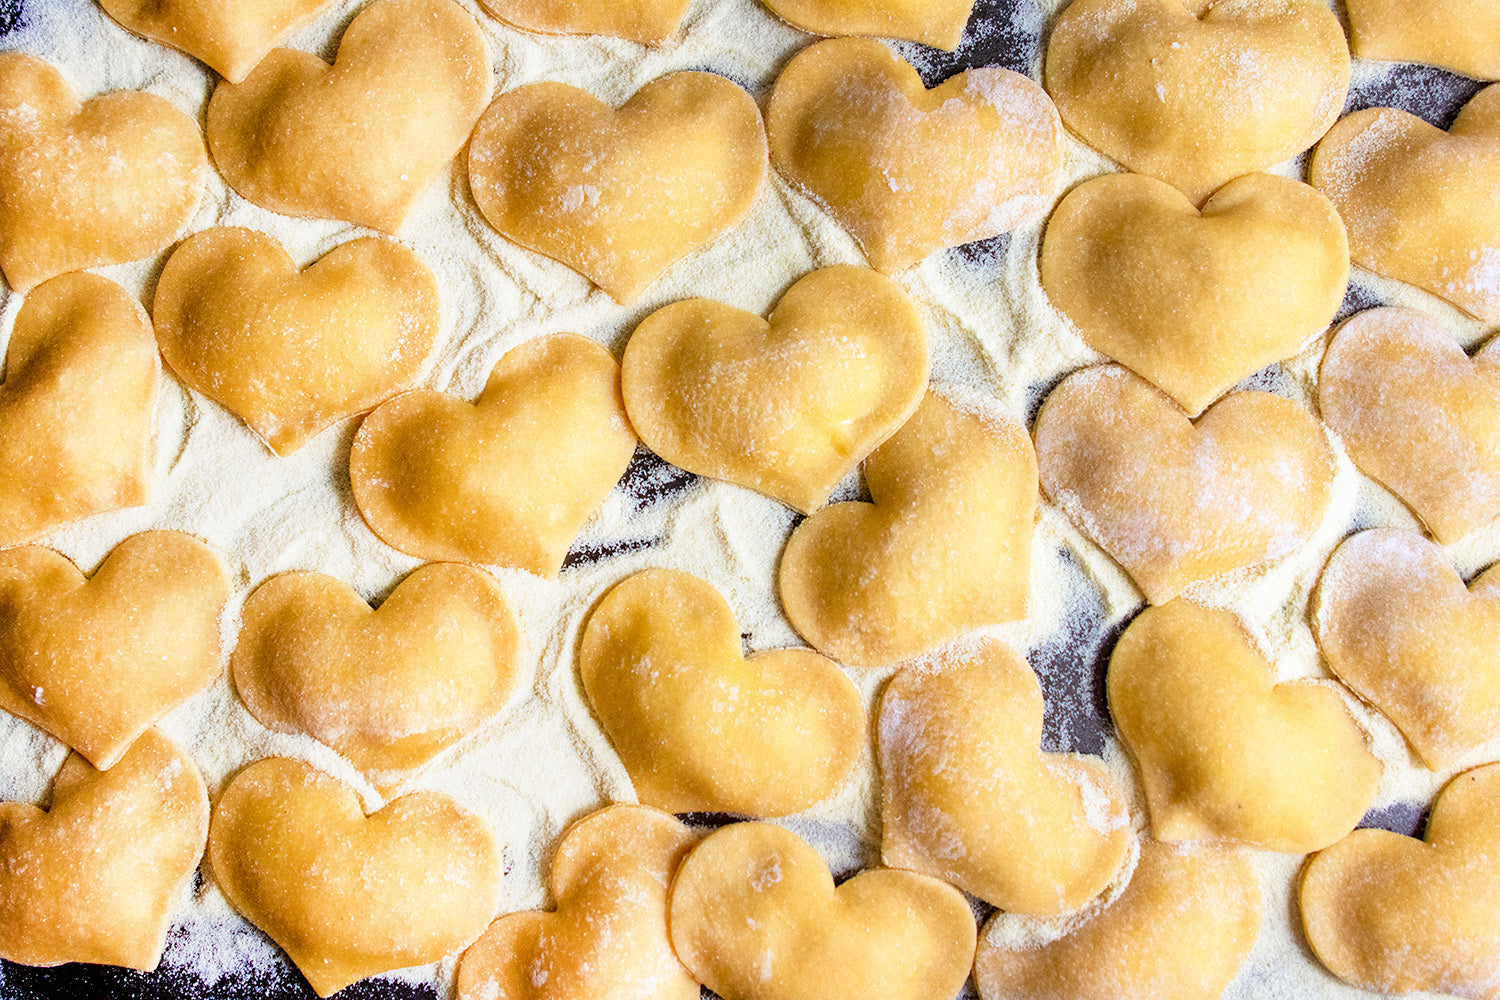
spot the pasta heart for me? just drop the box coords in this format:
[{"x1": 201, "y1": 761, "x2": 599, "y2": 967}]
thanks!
[
  {"x1": 1300, "y1": 763, "x2": 1500, "y2": 999},
  {"x1": 208, "y1": 756, "x2": 502, "y2": 997},
  {"x1": 1045, "y1": 0, "x2": 1349, "y2": 204},
  {"x1": 0, "y1": 53, "x2": 204, "y2": 292},
  {"x1": 231, "y1": 563, "x2": 522, "y2": 792},
  {"x1": 758, "y1": 0, "x2": 976, "y2": 50},
  {"x1": 1109, "y1": 600, "x2": 1383, "y2": 852},
  {"x1": 1346, "y1": 0, "x2": 1500, "y2": 80},
  {"x1": 779, "y1": 388, "x2": 1037, "y2": 669},
  {"x1": 0, "y1": 272, "x2": 158, "y2": 548},
  {"x1": 477, "y1": 0, "x2": 689, "y2": 43},
  {"x1": 96, "y1": 0, "x2": 332, "y2": 83},
  {"x1": 154, "y1": 227, "x2": 440, "y2": 455},
  {"x1": 205, "y1": 0, "x2": 491, "y2": 233},
  {"x1": 578, "y1": 568, "x2": 864, "y2": 817},
  {"x1": 1312, "y1": 85, "x2": 1500, "y2": 322},
  {"x1": 1034, "y1": 365, "x2": 1335, "y2": 604},
  {"x1": 456, "y1": 805, "x2": 698, "y2": 1000},
  {"x1": 668, "y1": 822, "x2": 977, "y2": 1000},
  {"x1": 766, "y1": 37, "x2": 1062, "y2": 273},
  {"x1": 879, "y1": 638, "x2": 1132, "y2": 914},
  {"x1": 1040, "y1": 172, "x2": 1348, "y2": 416},
  {"x1": 1319, "y1": 307, "x2": 1500, "y2": 544},
  {"x1": 0, "y1": 730, "x2": 208, "y2": 971},
  {"x1": 621, "y1": 265, "x2": 928, "y2": 513},
  {"x1": 468, "y1": 71, "x2": 766, "y2": 304},
  {"x1": 0, "y1": 532, "x2": 227, "y2": 771},
  {"x1": 349, "y1": 333, "x2": 637, "y2": 576},
  {"x1": 1316, "y1": 529, "x2": 1500, "y2": 770}
]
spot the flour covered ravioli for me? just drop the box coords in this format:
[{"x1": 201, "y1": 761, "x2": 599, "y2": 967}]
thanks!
[
  {"x1": 757, "y1": 0, "x2": 975, "y2": 50},
  {"x1": 96, "y1": 0, "x2": 334, "y2": 82},
  {"x1": 1346, "y1": 0, "x2": 1500, "y2": 81},
  {"x1": 476, "y1": 0, "x2": 690, "y2": 44}
]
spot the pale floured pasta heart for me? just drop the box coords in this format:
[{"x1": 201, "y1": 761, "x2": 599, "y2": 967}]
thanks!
[
  {"x1": 456, "y1": 805, "x2": 698, "y2": 1000},
  {"x1": 468, "y1": 71, "x2": 766, "y2": 304},
  {"x1": 879, "y1": 638, "x2": 1131, "y2": 914},
  {"x1": 1301, "y1": 763, "x2": 1500, "y2": 999},
  {"x1": 0, "y1": 532, "x2": 226, "y2": 771},
  {"x1": 1109, "y1": 600, "x2": 1383, "y2": 852},
  {"x1": 349, "y1": 333, "x2": 637, "y2": 577},
  {"x1": 765, "y1": 37, "x2": 1062, "y2": 273},
  {"x1": 780, "y1": 388, "x2": 1035, "y2": 669},
  {"x1": 1039, "y1": 172, "x2": 1348, "y2": 416},
  {"x1": 975, "y1": 840, "x2": 1261, "y2": 1000},
  {"x1": 1034, "y1": 365, "x2": 1335, "y2": 605},
  {"x1": 0, "y1": 730, "x2": 207, "y2": 971},
  {"x1": 668, "y1": 822, "x2": 977, "y2": 1000},
  {"x1": 205, "y1": 0, "x2": 491, "y2": 233},
  {"x1": 0, "y1": 53, "x2": 204, "y2": 292},
  {"x1": 1347, "y1": 0, "x2": 1500, "y2": 82},
  {"x1": 578, "y1": 568, "x2": 864, "y2": 817},
  {"x1": 476, "y1": 0, "x2": 689, "y2": 43},
  {"x1": 1045, "y1": 0, "x2": 1349, "y2": 204},
  {"x1": 1316, "y1": 529, "x2": 1500, "y2": 770},
  {"x1": 1319, "y1": 307, "x2": 1500, "y2": 544},
  {"x1": 0, "y1": 272, "x2": 158, "y2": 548},
  {"x1": 208, "y1": 756, "x2": 502, "y2": 998},
  {"x1": 757, "y1": 0, "x2": 975, "y2": 50},
  {"x1": 96, "y1": 0, "x2": 333, "y2": 82},
  {"x1": 621, "y1": 265, "x2": 928, "y2": 513},
  {"x1": 154, "y1": 227, "x2": 440, "y2": 455},
  {"x1": 1311, "y1": 86, "x2": 1500, "y2": 322},
  {"x1": 231, "y1": 563, "x2": 522, "y2": 792}
]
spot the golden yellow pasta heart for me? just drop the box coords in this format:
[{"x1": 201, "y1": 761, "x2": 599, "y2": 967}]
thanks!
[
  {"x1": 97, "y1": 0, "x2": 333, "y2": 82},
  {"x1": 766, "y1": 38, "x2": 1062, "y2": 273},
  {"x1": 1110, "y1": 600, "x2": 1383, "y2": 852},
  {"x1": 349, "y1": 334, "x2": 637, "y2": 576},
  {"x1": 0, "y1": 53, "x2": 204, "y2": 292},
  {"x1": 1040, "y1": 172, "x2": 1348, "y2": 416},
  {"x1": 1035, "y1": 365, "x2": 1335, "y2": 604},
  {"x1": 154, "y1": 227, "x2": 440, "y2": 455},
  {"x1": 622, "y1": 265, "x2": 927, "y2": 513},
  {"x1": 1300, "y1": 763, "x2": 1500, "y2": 999},
  {"x1": 0, "y1": 273, "x2": 158, "y2": 548},
  {"x1": 879, "y1": 639, "x2": 1131, "y2": 914},
  {"x1": 759, "y1": 0, "x2": 975, "y2": 50},
  {"x1": 208, "y1": 757, "x2": 502, "y2": 998},
  {"x1": 1045, "y1": 0, "x2": 1349, "y2": 204},
  {"x1": 0, "y1": 730, "x2": 207, "y2": 971},
  {"x1": 668, "y1": 822, "x2": 977, "y2": 1000},
  {"x1": 976, "y1": 841, "x2": 1261, "y2": 1000},
  {"x1": 456, "y1": 805, "x2": 698, "y2": 1000},
  {"x1": 206, "y1": 0, "x2": 491, "y2": 233},
  {"x1": 1320, "y1": 307, "x2": 1500, "y2": 544},
  {"x1": 578, "y1": 569, "x2": 864, "y2": 817},
  {"x1": 1347, "y1": 0, "x2": 1500, "y2": 83},
  {"x1": 468, "y1": 71, "x2": 766, "y2": 304},
  {"x1": 477, "y1": 0, "x2": 689, "y2": 43},
  {"x1": 1312, "y1": 86, "x2": 1500, "y2": 322},
  {"x1": 232, "y1": 564, "x2": 522, "y2": 792}
]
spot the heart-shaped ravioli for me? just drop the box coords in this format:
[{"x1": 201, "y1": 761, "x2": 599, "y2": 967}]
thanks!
[
  {"x1": 350, "y1": 333, "x2": 637, "y2": 576},
  {"x1": 1320, "y1": 307, "x2": 1500, "y2": 544},
  {"x1": 1316, "y1": 529, "x2": 1500, "y2": 770},
  {"x1": 780, "y1": 389, "x2": 1036, "y2": 669},
  {"x1": 1040, "y1": 172, "x2": 1348, "y2": 416},
  {"x1": 0, "y1": 273, "x2": 159, "y2": 548},
  {"x1": 206, "y1": 0, "x2": 491, "y2": 233},
  {"x1": 879, "y1": 638, "x2": 1131, "y2": 914},
  {"x1": 0, "y1": 730, "x2": 207, "y2": 971},
  {"x1": 668, "y1": 822, "x2": 977, "y2": 1000},
  {"x1": 622, "y1": 266, "x2": 928, "y2": 513},
  {"x1": 758, "y1": 0, "x2": 975, "y2": 50},
  {"x1": 154, "y1": 227, "x2": 440, "y2": 455},
  {"x1": 1035, "y1": 365, "x2": 1335, "y2": 605},
  {"x1": 208, "y1": 756, "x2": 502, "y2": 998},
  {"x1": 477, "y1": 0, "x2": 689, "y2": 43},
  {"x1": 97, "y1": 0, "x2": 332, "y2": 83},
  {"x1": 0, "y1": 53, "x2": 205, "y2": 292},
  {"x1": 1109, "y1": 600, "x2": 1383, "y2": 852},
  {"x1": 1300, "y1": 763, "x2": 1500, "y2": 998},
  {"x1": 468, "y1": 71, "x2": 766, "y2": 304},
  {"x1": 232, "y1": 563, "x2": 521, "y2": 792},
  {"x1": 766, "y1": 38, "x2": 1062, "y2": 273},
  {"x1": 1045, "y1": 0, "x2": 1349, "y2": 204},
  {"x1": 0, "y1": 532, "x2": 227, "y2": 771},
  {"x1": 1312, "y1": 86, "x2": 1500, "y2": 322},
  {"x1": 1347, "y1": 0, "x2": 1500, "y2": 80},
  {"x1": 578, "y1": 568, "x2": 864, "y2": 817},
  {"x1": 456, "y1": 805, "x2": 698, "y2": 1000},
  {"x1": 975, "y1": 841, "x2": 1261, "y2": 1000}
]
